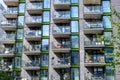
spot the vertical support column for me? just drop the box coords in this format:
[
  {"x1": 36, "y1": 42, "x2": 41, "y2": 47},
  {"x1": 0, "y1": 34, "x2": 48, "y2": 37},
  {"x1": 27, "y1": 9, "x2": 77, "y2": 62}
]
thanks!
[{"x1": 79, "y1": 0, "x2": 85, "y2": 80}]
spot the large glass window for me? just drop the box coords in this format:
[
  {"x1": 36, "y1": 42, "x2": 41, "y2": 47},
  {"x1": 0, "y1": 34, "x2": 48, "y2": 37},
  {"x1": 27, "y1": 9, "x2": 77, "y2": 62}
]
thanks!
[
  {"x1": 40, "y1": 70, "x2": 48, "y2": 80},
  {"x1": 40, "y1": 54, "x2": 48, "y2": 66},
  {"x1": 71, "y1": 36, "x2": 79, "y2": 48},
  {"x1": 71, "y1": 21, "x2": 78, "y2": 32},
  {"x1": 44, "y1": 0, "x2": 50, "y2": 8},
  {"x1": 103, "y1": 16, "x2": 112, "y2": 28},
  {"x1": 18, "y1": 16, "x2": 24, "y2": 26},
  {"x1": 42, "y1": 39, "x2": 49, "y2": 51},
  {"x1": 15, "y1": 42, "x2": 23, "y2": 53},
  {"x1": 19, "y1": 3, "x2": 25, "y2": 13},
  {"x1": 43, "y1": 11, "x2": 50, "y2": 22},
  {"x1": 71, "y1": 6, "x2": 78, "y2": 17},
  {"x1": 42, "y1": 25, "x2": 49, "y2": 36},
  {"x1": 71, "y1": 68, "x2": 79, "y2": 80},
  {"x1": 106, "y1": 66, "x2": 114, "y2": 80},
  {"x1": 104, "y1": 32, "x2": 112, "y2": 45},
  {"x1": 102, "y1": 1, "x2": 111, "y2": 13},
  {"x1": 104, "y1": 48, "x2": 113, "y2": 54},
  {"x1": 16, "y1": 29, "x2": 23, "y2": 39},
  {"x1": 14, "y1": 57, "x2": 21, "y2": 68},
  {"x1": 71, "y1": 0, "x2": 78, "y2": 3},
  {"x1": 71, "y1": 51, "x2": 79, "y2": 64}
]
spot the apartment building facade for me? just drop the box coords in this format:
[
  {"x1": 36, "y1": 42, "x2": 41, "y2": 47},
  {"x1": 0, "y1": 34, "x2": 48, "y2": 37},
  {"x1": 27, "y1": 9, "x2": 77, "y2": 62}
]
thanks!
[{"x1": 0, "y1": 0, "x2": 119, "y2": 80}]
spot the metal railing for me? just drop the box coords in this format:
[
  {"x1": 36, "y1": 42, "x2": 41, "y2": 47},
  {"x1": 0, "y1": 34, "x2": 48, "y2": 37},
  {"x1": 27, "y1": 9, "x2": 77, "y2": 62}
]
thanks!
[
  {"x1": 26, "y1": 2, "x2": 42, "y2": 10},
  {"x1": 54, "y1": 0, "x2": 70, "y2": 4},
  {"x1": 53, "y1": 11, "x2": 70, "y2": 18}
]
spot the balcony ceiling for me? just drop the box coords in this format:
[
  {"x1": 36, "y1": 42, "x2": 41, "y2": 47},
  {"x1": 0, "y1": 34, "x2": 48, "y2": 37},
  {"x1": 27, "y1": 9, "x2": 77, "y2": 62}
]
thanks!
[
  {"x1": 53, "y1": 33, "x2": 71, "y2": 38},
  {"x1": 27, "y1": 9, "x2": 42, "y2": 15},
  {"x1": 84, "y1": 13, "x2": 102, "y2": 19},
  {"x1": 3, "y1": 14, "x2": 17, "y2": 19},
  {"x1": 83, "y1": 0, "x2": 101, "y2": 5},
  {"x1": 54, "y1": 4, "x2": 70, "y2": 10},
  {"x1": 4, "y1": 1, "x2": 18, "y2": 6}
]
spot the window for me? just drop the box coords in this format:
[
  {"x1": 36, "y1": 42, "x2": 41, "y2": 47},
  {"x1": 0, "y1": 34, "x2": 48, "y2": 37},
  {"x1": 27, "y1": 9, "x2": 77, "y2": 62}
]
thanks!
[
  {"x1": 104, "y1": 48, "x2": 113, "y2": 54},
  {"x1": 44, "y1": 0, "x2": 50, "y2": 8},
  {"x1": 106, "y1": 56, "x2": 113, "y2": 62},
  {"x1": 71, "y1": 0, "x2": 78, "y2": 3},
  {"x1": 18, "y1": 16, "x2": 24, "y2": 26},
  {"x1": 40, "y1": 70, "x2": 48, "y2": 80},
  {"x1": 103, "y1": 16, "x2": 112, "y2": 28},
  {"x1": 42, "y1": 25, "x2": 49, "y2": 36},
  {"x1": 71, "y1": 36, "x2": 79, "y2": 48},
  {"x1": 40, "y1": 54, "x2": 48, "y2": 66},
  {"x1": 15, "y1": 42, "x2": 23, "y2": 53},
  {"x1": 71, "y1": 68, "x2": 79, "y2": 80},
  {"x1": 102, "y1": 1, "x2": 111, "y2": 13},
  {"x1": 42, "y1": 39, "x2": 49, "y2": 51},
  {"x1": 19, "y1": 3, "x2": 25, "y2": 13},
  {"x1": 106, "y1": 66, "x2": 114, "y2": 80},
  {"x1": 14, "y1": 57, "x2": 21, "y2": 68},
  {"x1": 43, "y1": 11, "x2": 50, "y2": 22},
  {"x1": 104, "y1": 32, "x2": 112, "y2": 45},
  {"x1": 71, "y1": 21, "x2": 78, "y2": 32},
  {"x1": 16, "y1": 29, "x2": 23, "y2": 39},
  {"x1": 71, "y1": 6, "x2": 78, "y2": 17},
  {"x1": 71, "y1": 52, "x2": 79, "y2": 64}
]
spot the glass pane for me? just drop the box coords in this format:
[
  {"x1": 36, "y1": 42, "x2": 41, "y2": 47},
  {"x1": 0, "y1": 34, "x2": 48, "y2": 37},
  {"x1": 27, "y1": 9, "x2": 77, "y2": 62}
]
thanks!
[
  {"x1": 106, "y1": 66, "x2": 114, "y2": 80},
  {"x1": 104, "y1": 32, "x2": 112, "y2": 45},
  {"x1": 71, "y1": 0, "x2": 78, "y2": 3},
  {"x1": 19, "y1": 3, "x2": 25, "y2": 13},
  {"x1": 42, "y1": 39, "x2": 49, "y2": 51},
  {"x1": 71, "y1": 52, "x2": 79, "y2": 64},
  {"x1": 42, "y1": 25, "x2": 49, "y2": 36},
  {"x1": 18, "y1": 16, "x2": 24, "y2": 26},
  {"x1": 16, "y1": 29, "x2": 23, "y2": 39},
  {"x1": 102, "y1": 1, "x2": 111, "y2": 13},
  {"x1": 71, "y1": 21, "x2": 78, "y2": 32},
  {"x1": 43, "y1": 11, "x2": 50, "y2": 22},
  {"x1": 44, "y1": 0, "x2": 50, "y2": 8},
  {"x1": 71, "y1": 36, "x2": 79, "y2": 48},
  {"x1": 103, "y1": 16, "x2": 111, "y2": 28},
  {"x1": 40, "y1": 70, "x2": 48, "y2": 80},
  {"x1": 15, "y1": 57, "x2": 21, "y2": 68},
  {"x1": 71, "y1": 68, "x2": 79, "y2": 80},
  {"x1": 71, "y1": 6, "x2": 78, "y2": 17},
  {"x1": 15, "y1": 42, "x2": 23, "y2": 53},
  {"x1": 104, "y1": 48, "x2": 113, "y2": 54},
  {"x1": 41, "y1": 54, "x2": 48, "y2": 66}
]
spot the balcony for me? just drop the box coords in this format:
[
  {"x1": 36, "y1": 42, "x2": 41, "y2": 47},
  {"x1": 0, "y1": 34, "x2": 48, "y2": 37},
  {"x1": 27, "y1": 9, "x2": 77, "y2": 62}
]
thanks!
[
  {"x1": 84, "y1": 41, "x2": 104, "y2": 48},
  {"x1": 84, "y1": 6, "x2": 102, "y2": 19},
  {"x1": 0, "y1": 20, "x2": 16, "y2": 30},
  {"x1": 24, "y1": 44, "x2": 41, "y2": 55},
  {"x1": 3, "y1": 0, "x2": 18, "y2": 6},
  {"x1": 25, "y1": 16, "x2": 42, "y2": 26},
  {"x1": 3, "y1": 8, "x2": 18, "y2": 18},
  {"x1": 54, "y1": 0, "x2": 70, "y2": 9},
  {"x1": 0, "y1": 33, "x2": 15, "y2": 44},
  {"x1": 83, "y1": 0, "x2": 101, "y2": 5},
  {"x1": 85, "y1": 75, "x2": 105, "y2": 80},
  {"x1": 52, "y1": 42, "x2": 71, "y2": 52},
  {"x1": 53, "y1": 26, "x2": 70, "y2": 37},
  {"x1": 85, "y1": 55, "x2": 105, "y2": 66},
  {"x1": 26, "y1": 2, "x2": 42, "y2": 14},
  {"x1": 24, "y1": 30, "x2": 41, "y2": 41},
  {"x1": 53, "y1": 11, "x2": 70, "y2": 23},
  {"x1": 22, "y1": 60, "x2": 40, "y2": 70},
  {"x1": 0, "y1": 47, "x2": 14, "y2": 57},
  {"x1": 52, "y1": 58, "x2": 70, "y2": 68},
  {"x1": 84, "y1": 21, "x2": 104, "y2": 34}
]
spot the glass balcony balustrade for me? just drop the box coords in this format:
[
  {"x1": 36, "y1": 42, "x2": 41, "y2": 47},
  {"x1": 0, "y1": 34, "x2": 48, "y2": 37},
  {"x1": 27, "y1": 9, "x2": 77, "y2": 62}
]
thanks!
[
  {"x1": 84, "y1": 6, "x2": 102, "y2": 13},
  {"x1": 26, "y1": 2, "x2": 42, "y2": 10},
  {"x1": 84, "y1": 21, "x2": 103, "y2": 29},
  {"x1": 3, "y1": 0, "x2": 18, "y2": 1},
  {"x1": 24, "y1": 44, "x2": 41, "y2": 52},
  {"x1": 25, "y1": 16, "x2": 42, "y2": 23},
  {"x1": 85, "y1": 74, "x2": 105, "y2": 80},
  {"x1": 54, "y1": 0, "x2": 70, "y2": 4},
  {"x1": 0, "y1": 20, "x2": 16, "y2": 26},
  {"x1": 0, "y1": 47, "x2": 14, "y2": 54},
  {"x1": 53, "y1": 11, "x2": 70, "y2": 18},
  {"x1": 3, "y1": 7, "x2": 18, "y2": 14},
  {"x1": 0, "y1": 33, "x2": 15, "y2": 40},
  {"x1": 84, "y1": 40, "x2": 104, "y2": 46},
  {"x1": 22, "y1": 60, "x2": 40, "y2": 67},
  {"x1": 0, "y1": 62, "x2": 13, "y2": 70},
  {"x1": 53, "y1": 26, "x2": 70, "y2": 33},
  {"x1": 25, "y1": 30, "x2": 41, "y2": 38}
]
